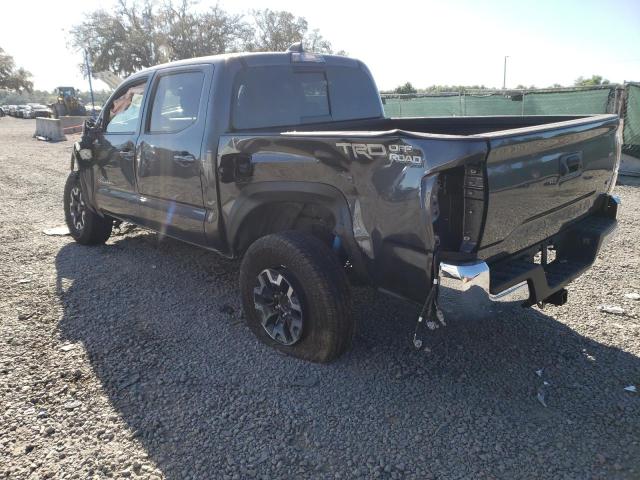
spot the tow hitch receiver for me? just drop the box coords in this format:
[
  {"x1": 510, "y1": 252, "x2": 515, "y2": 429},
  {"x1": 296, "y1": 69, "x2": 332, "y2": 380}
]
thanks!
[{"x1": 543, "y1": 288, "x2": 568, "y2": 307}]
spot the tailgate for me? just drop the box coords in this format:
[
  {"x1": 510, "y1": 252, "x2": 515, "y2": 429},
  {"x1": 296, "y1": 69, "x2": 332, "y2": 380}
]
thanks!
[{"x1": 478, "y1": 114, "x2": 619, "y2": 260}]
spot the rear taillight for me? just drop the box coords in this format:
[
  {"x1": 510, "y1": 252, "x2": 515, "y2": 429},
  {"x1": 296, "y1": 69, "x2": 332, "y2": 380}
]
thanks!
[
  {"x1": 424, "y1": 162, "x2": 487, "y2": 254},
  {"x1": 461, "y1": 163, "x2": 486, "y2": 253}
]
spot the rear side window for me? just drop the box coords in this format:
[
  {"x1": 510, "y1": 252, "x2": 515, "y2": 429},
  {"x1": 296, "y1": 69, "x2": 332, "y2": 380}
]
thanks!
[
  {"x1": 148, "y1": 71, "x2": 205, "y2": 133},
  {"x1": 232, "y1": 65, "x2": 382, "y2": 130}
]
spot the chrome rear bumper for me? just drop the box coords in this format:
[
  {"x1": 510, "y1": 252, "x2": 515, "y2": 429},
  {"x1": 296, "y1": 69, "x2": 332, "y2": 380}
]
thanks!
[
  {"x1": 439, "y1": 261, "x2": 530, "y2": 304},
  {"x1": 437, "y1": 196, "x2": 619, "y2": 315}
]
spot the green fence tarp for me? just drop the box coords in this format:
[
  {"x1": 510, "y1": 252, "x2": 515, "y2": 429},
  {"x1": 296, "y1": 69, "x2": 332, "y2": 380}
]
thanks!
[
  {"x1": 523, "y1": 89, "x2": 612, "y2": 115},
  {"x1": 382, "y1": 85, "x2": 640, "y2": 158},
  {"x1": 623, "y1": 84, "x2": 640, "y2": 159},
  {"x1": 383, "y1": 95, "x2": 461, "y2": 117},
  {"x1": 383, "y1": 88, "x2": 613, "y2": 117}
]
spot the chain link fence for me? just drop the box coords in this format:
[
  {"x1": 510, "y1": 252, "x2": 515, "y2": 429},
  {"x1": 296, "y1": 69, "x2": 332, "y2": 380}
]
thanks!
[{"x1": 382, "y1": 84, "x2": 639, "y2": 160}]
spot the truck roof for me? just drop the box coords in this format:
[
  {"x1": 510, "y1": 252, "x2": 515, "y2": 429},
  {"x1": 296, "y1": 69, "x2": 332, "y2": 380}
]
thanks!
[{"x1": 127, "y1": 51, "x2": 364, "y2": 81}]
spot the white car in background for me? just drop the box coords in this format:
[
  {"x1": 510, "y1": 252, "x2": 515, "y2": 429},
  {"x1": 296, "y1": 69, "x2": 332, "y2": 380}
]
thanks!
[{"x1": 22, "y1": 104, "x2": 52, "y2": 119}]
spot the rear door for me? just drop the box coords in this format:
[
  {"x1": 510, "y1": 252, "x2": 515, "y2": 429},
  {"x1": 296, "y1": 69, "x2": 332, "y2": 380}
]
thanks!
[
  {"x1": 93, "y1": 77, "x2": 149, "y2": 220},
  {"x1": 478, "y1": 115, "x2": 619, "y2": 260},
  {"x1": 136, "y1": 65, "x2": 212, "y2": 244}
]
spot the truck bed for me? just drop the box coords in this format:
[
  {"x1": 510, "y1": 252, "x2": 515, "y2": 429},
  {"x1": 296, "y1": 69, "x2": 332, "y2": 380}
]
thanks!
[
  {"x1": 263, "y1": 114, "x2": 591, "y2": 136},
  {"x1": 276, "y1": 114, "x2": 619, "y2": 257},
  {"x1": 220, "y1": 113, "x2": 619, "y2": 301}
]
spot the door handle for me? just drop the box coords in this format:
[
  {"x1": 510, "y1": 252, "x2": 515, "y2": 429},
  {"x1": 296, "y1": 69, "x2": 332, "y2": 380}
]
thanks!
[
  {"x1": 119, "y1": 150, "x2": 135, "y2": 160},
  {"x1": 173, "y1": 152, "x2": 196, "y2": 165}
]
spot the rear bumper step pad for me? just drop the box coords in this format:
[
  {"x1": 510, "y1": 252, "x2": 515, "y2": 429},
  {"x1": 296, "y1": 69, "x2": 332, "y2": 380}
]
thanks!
[{"x1": 489, "y1": 214, "x2": 617, "y2": 305}]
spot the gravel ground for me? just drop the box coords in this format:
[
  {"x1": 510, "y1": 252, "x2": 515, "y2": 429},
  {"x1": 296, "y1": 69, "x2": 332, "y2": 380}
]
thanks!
[{"x1": 1, "y1": 116, "x2": 639, "y2": 480}]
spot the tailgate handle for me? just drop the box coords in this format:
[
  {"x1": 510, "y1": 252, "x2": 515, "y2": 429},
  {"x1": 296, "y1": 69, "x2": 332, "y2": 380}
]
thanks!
[{"x1": 560, "y1": 153, "x2": 582, "y2": 176}]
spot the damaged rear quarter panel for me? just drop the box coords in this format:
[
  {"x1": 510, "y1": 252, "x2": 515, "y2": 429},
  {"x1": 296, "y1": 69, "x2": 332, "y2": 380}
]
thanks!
[{"x1": 217, "y1": 132, "x2": 488, "y2": 302}]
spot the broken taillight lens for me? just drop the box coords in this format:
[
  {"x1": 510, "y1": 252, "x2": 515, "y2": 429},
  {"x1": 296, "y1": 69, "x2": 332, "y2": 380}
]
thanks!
[{"x1": 460, "y1": 163, "x2": 486, "y2": 253}]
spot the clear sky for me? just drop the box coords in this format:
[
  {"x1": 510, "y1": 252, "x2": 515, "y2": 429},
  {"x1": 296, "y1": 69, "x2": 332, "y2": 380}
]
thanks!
[{"x1": 1, "y1": 0, "x2": 639, "y2": 92}]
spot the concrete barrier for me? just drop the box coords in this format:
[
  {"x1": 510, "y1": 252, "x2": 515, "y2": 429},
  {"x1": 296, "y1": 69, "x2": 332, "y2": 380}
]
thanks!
[
  {"x1": 34, "y1": 118, "x2": 65, "y2": 141},
  {"x1": 34, "y1": 116, "x2": 88, "y2": 141}
]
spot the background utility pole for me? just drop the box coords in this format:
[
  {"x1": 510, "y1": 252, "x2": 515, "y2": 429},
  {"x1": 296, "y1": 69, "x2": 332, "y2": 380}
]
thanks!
[
  {"x1": 84, "y1": 49, "x2": 96, "y2": 116},
  {"x1": 503, "y1": 56, "x2": 509, "y2": 89}
]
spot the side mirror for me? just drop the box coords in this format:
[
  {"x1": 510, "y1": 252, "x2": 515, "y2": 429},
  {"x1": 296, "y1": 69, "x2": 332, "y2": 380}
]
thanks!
[
  {"x1": 85, "y1": 117, "x2": 97, "y2": 130},
  {"x1": 79, "y1": 118, "x2": 100, "y2": 150}
]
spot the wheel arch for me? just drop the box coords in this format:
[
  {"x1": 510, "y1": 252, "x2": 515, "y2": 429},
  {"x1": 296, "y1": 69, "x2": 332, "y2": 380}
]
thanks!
[{"x1": 226, "y1": 182, "x2": 368, "y2": 281}]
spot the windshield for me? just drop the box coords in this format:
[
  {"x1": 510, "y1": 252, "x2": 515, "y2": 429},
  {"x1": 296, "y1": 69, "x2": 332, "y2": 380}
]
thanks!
[{"x1": 59, "y1": 87, "x2": 75, "y2": 97}]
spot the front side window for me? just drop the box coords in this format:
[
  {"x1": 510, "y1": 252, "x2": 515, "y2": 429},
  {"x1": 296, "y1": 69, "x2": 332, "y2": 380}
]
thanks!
[
  {"x1": 148, "y1": 71, "x2": 205, "y2": 133},
  {"x1": 105, "y1": 82, "x2": 146, "y2": 134}
]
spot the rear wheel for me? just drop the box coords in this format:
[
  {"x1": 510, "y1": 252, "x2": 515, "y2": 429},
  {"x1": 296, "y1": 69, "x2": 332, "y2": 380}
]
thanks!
[
  {"x1": 64, "y1": 172, "x2": 112, "y2": 245},
  {"x1": 240, "y1": 231, "x2": 354, "y2": 363}
]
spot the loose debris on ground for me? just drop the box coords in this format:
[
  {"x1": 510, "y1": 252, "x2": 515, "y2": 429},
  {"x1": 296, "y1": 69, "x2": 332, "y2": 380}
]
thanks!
[
  {"x1": 1, "y1": 117, "x2": 640, "y2": 479},
  {"x1": 599, "y1": 305, "x2": 627, "y2": 316}
]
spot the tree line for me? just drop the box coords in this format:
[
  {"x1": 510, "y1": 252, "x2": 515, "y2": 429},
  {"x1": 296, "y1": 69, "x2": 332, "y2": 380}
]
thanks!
[
  {"x1": 0, "y1": 47, "x2": 33, "y2": 93},
  {"x1": 1, "y1": 0, "x2": 614, "y2": 100},
  {"x1": 1, "y1": 76, "x2": 617, "y2": 106},
  {"x1": 383, "y1": 75, "x2": 612, "y2": 95},
  {"x1": 72, "y1": 0, "x2": 343, "y2": 77},
  {"x1": 1, "y1": 0, "x2": 341, "y2": 95},
  {"x1": 0, "y1": 89, "x2": 112, "y2": 106}
]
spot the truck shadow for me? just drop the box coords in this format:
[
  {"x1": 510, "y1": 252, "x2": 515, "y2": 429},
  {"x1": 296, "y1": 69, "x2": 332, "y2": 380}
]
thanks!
[{"x1": 55, "y1": 231, "x2": 640, "y2": 479}]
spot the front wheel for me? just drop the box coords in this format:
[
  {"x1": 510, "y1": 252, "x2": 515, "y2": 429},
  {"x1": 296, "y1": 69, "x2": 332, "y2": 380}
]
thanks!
[
  {"x1": 63, "y1": 172, "x2": 112, "y2": 245},
  {"x1": 240, "y1": 231, "x2": 354, "y2": 363}
]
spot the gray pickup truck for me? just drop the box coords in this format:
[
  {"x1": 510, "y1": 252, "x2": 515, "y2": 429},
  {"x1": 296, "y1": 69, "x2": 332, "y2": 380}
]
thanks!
[{"x1": 65, "y1": 44, "x2": 620, "y2": 362}]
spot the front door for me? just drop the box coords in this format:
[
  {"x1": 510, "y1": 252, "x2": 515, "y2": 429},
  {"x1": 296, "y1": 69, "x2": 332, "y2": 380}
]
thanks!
[
  {"x1": 136, "y1": 66, "x2": 212, "y2": 244},
  {"x1": 93, "y1": 78, "x2": 148, "y2": 220}
]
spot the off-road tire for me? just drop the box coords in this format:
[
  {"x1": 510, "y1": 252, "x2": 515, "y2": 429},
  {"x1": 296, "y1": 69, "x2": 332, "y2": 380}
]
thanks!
[
  {"x1": 240, "y1": 231, "x2": 354, "y2": 363},
  {"x1": 64, "y1": 172, "x2": 112, "y2": 245}
]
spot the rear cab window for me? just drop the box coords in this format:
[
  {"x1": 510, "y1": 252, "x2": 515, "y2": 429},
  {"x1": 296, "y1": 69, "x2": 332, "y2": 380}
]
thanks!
[{"x1": 232, "y1": 65, "x2": 382, "y2": 130}]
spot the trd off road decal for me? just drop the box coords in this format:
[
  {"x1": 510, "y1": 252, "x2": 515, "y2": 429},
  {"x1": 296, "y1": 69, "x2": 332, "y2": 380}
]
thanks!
[{"x1": 336, "y1": 142, "x2": 423, "y2": 166}]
